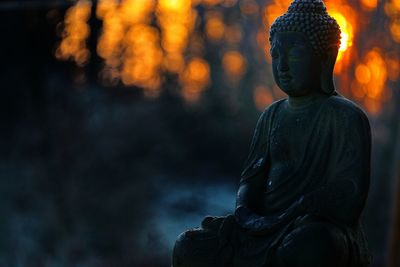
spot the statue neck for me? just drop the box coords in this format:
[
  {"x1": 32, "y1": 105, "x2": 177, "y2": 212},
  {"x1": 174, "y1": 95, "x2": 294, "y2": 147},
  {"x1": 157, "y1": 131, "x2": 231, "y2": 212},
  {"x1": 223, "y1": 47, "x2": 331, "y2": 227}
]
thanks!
[{"x1": 287, "y1": 91, "x2": 328, "y2": 110}]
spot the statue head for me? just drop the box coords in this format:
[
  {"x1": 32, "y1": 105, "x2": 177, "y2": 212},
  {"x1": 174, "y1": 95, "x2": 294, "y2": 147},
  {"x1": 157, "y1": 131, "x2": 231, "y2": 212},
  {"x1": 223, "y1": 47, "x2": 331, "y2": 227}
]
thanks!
[{"x1": 269, "y1": 0, "x2": 341, "y2": 96}]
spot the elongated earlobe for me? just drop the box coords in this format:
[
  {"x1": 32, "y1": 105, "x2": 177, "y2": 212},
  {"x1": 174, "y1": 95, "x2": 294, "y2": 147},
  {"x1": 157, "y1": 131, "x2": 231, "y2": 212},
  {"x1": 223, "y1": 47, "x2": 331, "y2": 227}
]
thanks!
[{"x1": 320, "y1": 46, "x2": 338, "y2": 95}]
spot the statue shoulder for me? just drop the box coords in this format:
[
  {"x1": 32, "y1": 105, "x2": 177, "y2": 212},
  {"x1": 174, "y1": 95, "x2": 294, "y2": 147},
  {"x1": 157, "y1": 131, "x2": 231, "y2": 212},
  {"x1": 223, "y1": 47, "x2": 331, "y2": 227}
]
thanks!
[
  {"x1": 261, "y1": 98, "x2": 286, "y2": 118},
  {"x1": 324, "y1": 95, "x2": 370, "y2": 126},
  {"x1": 250, "y1": 99, "x2": 286, "y2": 139}
]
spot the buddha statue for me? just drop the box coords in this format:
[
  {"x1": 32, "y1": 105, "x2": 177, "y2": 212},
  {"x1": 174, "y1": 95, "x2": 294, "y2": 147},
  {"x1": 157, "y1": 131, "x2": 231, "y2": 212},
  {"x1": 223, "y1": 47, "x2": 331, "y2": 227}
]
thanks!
[{"x1": 172, "y1": 0, "x2": 372, "y2": 266}]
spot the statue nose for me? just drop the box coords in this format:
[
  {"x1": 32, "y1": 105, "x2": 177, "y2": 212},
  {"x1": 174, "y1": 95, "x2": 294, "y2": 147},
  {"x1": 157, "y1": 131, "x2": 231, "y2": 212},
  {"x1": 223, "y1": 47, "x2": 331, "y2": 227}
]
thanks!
[{"x1": 278, "y1": 57, "x2": 289, "y2": 72}]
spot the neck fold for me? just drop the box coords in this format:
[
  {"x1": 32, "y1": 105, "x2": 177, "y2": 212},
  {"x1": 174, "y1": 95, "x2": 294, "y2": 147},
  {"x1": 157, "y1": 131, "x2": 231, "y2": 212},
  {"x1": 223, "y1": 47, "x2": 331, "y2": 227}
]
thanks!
[{"x1": 287, "y1": 91, "x2": 328, "y2": 110}]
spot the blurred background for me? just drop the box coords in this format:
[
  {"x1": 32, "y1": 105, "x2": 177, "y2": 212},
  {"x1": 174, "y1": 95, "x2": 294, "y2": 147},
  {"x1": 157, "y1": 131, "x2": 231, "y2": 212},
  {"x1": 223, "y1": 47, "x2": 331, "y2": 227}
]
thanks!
[{"x1": 0, "y1": 0, "x2": 399, "y2": 266}]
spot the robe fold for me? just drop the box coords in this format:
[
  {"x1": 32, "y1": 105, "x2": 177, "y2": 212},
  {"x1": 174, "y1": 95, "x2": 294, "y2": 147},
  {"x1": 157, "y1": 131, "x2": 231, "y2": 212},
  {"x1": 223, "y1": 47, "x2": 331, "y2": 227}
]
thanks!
[
  {"x1": 173, "y1": 95, "x2": 372, "y2": 267},
  {"x1": 234, "y1": 95, "x2": 371, "y2": 266}
]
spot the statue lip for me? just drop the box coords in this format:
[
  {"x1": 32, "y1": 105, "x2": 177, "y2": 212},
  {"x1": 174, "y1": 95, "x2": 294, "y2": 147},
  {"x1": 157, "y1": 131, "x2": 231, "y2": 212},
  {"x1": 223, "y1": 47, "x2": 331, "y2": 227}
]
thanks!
[
  {"x1": 279, "y1": 75, "x2": 292, "y2": 83},
  {"x1": 279, "y1": 73, "x2": 292, "y2": 81}
]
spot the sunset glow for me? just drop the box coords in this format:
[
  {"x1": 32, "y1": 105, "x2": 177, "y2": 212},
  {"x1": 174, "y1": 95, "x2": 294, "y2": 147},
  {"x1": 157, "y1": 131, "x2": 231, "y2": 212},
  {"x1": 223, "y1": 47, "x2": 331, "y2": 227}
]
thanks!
[
  {"x1": 56, "y1": 0, "x2": 396, "y2": 115},
  {"x1": 352, "y1": 48, "x2": 388, "y2": 114},
  {"x1": 263, "y1": 0, "x2": 356, "y2": 73},
  {"x1": 56, "y1": 0, "x2": 91, "y2": 66},
  {"x1": 329, "y1": 11, "x2": 353, "y2": 62},
  {"x1": 222, "y1": 51, "x2": 247, "y2": 78}
]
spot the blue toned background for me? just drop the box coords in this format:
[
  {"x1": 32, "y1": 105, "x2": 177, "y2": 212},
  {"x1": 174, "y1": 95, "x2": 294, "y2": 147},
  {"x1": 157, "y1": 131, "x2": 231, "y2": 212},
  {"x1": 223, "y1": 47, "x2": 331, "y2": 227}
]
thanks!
[{"x1": 0, "y1": 0, "x2": 399, "y2": 266}]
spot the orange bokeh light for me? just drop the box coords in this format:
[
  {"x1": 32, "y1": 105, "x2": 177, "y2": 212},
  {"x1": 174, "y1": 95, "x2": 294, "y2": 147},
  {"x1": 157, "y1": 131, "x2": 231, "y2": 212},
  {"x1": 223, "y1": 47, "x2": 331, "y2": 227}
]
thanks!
[
  {"x1": 386, "y1": 56, "x2": 400, "y2": 82},
  {"x1": 96, "y1": 0, "x2": 162, "y2": 94},
  {"x1": 360, "y1": 0, "x2": 378, "y2": 10},
  {"x1": 181, "y1": 58, "x2": 211, "y2": 101},
  {"x1": 392, "y1": 0, "x2": 400, "y2": 11},
  {"x1": 56, "y1": 0, "x2": 92, "y2": 66},
  {"x1": 263, "y1": 0, "x2": 356, "y2": 74},
  {"x1": 121, "y1": 24, "x2": 163, "y2": 94},
  {"x1": 183, "y1": 58, "x2": 210, "y2": 84},
  {"x1": 222, "y1": 50, "x2": 247, "y2": 78},
  {"x1": 390, "y1": 19, "x2": 400, "y2": 43},
  {"x1": 352, "y1": 48, "x2": 388, "y2": 114},
  {"x1": 201, "y1": 0, "x2": 223, "y2": 7},
  {"x1": 157, "y1": 0, "x2": 197, "y2": 73},
  {"x1": 324, "y1": 1, "x2": 356, "y2": 74},
  {"x1": 240, "y1": 0, "x2": 260, "y2": 16},
  {"x1": 205, "y1": 15, "x2": 225, "y2": 42},
  {"x1": 253, "y1": 86, "x2": 274, "y2": 111},
  {"x1": 56, "y1": 0, "x2": 395, "y2": 114},
  {"x1": 224, "y1": 24, "x2": 243, "y2": 45},
  {"x1": 355, "y1": 64, "x2": 371, "y2": 84},
  {"x1": 329, "y1": 11, "x2": 353, "y2": 62}
]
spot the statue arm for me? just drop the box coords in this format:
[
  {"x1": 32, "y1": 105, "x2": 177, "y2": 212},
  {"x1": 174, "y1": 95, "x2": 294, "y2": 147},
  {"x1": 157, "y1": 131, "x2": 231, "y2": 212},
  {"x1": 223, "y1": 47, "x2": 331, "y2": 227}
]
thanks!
[
  {"x1": 234, "y1": 108, "x2": 288, "y2": 233},
  {"x1": 235, "y1": 110, "x2": 269, "y2": 214},
  {"x1": 301, "y1": 108, "x2": 371, "y2": 226}
]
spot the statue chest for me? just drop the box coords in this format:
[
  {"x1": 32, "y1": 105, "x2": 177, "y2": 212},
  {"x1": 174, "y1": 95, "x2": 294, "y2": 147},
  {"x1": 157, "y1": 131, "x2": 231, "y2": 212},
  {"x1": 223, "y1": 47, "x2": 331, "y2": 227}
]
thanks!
[{"x1": 267, "y1": 105, "x2": 317, "y2": 185}]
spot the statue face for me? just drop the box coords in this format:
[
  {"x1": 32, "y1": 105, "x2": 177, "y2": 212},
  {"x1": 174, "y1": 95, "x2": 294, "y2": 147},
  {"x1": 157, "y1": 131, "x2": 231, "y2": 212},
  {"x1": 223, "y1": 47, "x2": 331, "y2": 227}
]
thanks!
[{"x1": 270, "y1": 32, "x2": 322, "y2": 97}]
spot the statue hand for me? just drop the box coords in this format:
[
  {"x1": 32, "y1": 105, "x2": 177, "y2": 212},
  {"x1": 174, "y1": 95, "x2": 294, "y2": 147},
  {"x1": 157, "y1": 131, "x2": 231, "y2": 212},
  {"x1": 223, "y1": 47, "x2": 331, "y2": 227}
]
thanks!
[
  {"x1": 235, "y1": 197, "x2": 306, "y2": 236},
  {"x1": 201, "y1": 216, "x2": 225, "y2": 230},
  {"x1": 235, "y1": 206, "x2": 283, "y2": 235},
  {"x1": 201, "y1": 215, "x2": 235, "y2": 247},
  {"x1": 277, "y1": 196, "x2": 306, "y2": 221}
]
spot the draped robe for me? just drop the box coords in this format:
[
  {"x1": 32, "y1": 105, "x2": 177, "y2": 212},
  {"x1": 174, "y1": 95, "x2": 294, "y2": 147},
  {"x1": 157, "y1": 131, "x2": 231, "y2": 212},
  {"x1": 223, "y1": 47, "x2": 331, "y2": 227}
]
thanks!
[{"x1": 173, "y1": 95, "x2": 372, "y2": 267}]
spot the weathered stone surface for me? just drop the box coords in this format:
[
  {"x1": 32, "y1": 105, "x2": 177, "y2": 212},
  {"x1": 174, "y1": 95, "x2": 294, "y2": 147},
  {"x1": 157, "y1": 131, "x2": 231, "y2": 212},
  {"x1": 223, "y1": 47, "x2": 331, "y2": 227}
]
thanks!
[{"x1": 172, "y1": 1, "x2": 372, "y2": 266}]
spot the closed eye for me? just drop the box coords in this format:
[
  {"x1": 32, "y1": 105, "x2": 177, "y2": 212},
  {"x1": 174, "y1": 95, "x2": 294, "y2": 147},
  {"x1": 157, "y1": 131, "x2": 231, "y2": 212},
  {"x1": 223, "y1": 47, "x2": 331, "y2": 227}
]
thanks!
[{"x1": 270, "y1": 48, "x2": 279, "y2": 59}]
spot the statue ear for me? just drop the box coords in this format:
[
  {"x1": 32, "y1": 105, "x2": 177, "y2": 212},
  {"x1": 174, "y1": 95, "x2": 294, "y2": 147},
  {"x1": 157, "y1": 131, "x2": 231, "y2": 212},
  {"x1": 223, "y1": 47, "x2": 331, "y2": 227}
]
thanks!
[{"x1": 320, "y1": 46, "x2": 338, "y2": 94}]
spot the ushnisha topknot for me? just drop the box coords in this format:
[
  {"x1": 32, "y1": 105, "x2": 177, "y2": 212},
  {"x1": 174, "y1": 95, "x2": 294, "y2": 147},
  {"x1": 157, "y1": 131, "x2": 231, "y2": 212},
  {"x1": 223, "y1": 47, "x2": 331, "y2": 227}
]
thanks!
[{"x1": 269, "y1": 0, "x2": 341, "y2": 57}]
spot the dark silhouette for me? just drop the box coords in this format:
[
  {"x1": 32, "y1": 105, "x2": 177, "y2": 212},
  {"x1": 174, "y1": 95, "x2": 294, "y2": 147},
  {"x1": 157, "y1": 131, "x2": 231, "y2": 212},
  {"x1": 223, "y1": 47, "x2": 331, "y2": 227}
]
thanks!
[{"x1": 172, "y1": 1, "x2": 372, "y2": 266}]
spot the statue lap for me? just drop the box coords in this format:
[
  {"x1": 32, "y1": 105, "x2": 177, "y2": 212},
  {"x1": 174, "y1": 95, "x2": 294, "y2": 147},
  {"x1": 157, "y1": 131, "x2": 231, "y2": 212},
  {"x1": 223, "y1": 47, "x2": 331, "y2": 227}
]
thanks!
[
  {"x1": 172, "y1": 0, "x2": 372, "y2": 265},
  {"x1": 173, "y1": 214, "x2": 353, "y2": 267},
  {"x1": 172, "y1": 216, "x2": 234, "y2": 267}
]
